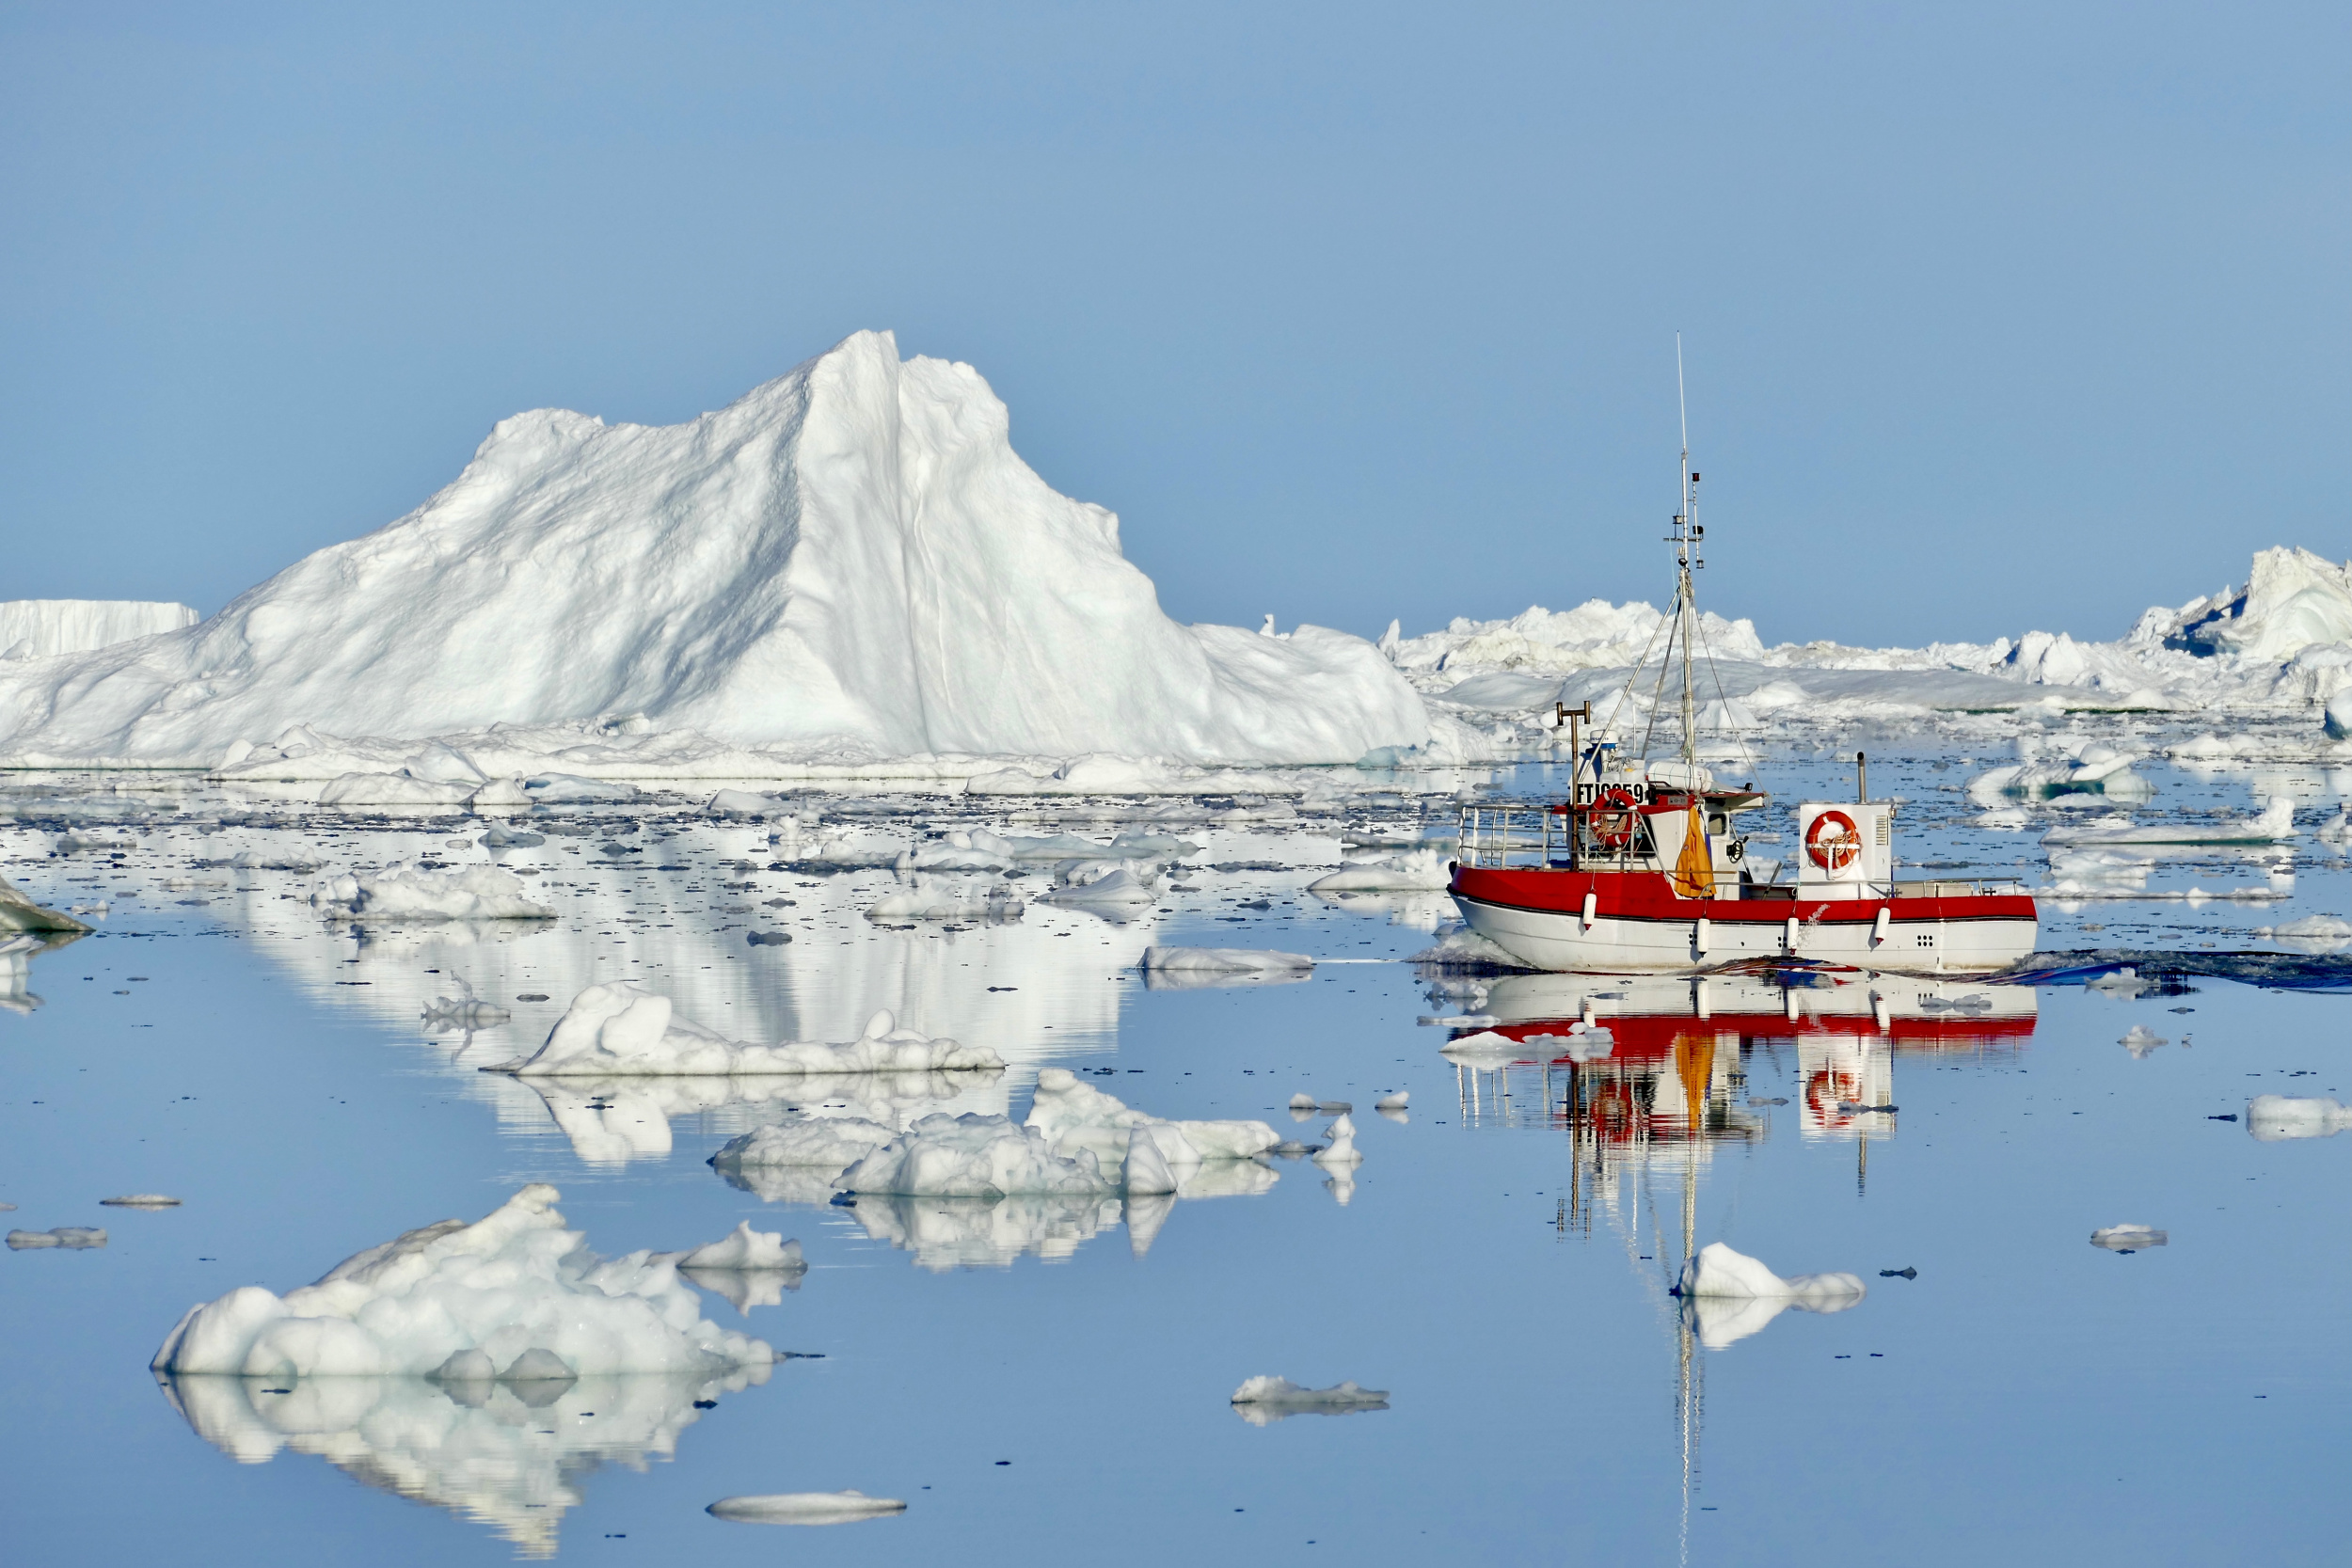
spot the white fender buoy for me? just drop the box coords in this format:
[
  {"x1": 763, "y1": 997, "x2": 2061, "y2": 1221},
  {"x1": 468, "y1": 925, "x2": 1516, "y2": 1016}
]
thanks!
[
  {"x1": 1581, "y1": 891, "x2": 1597, "y2": 930},
  {"x1": 1694, "y1": 916, "x2": 1710, "y2": 954},
  {"x1": 1871, "y1": 906, "x2": 1892, "y2": 945},
  {"x1": 1784, "y1": 915, "x2": 1799, "y2": 954}
]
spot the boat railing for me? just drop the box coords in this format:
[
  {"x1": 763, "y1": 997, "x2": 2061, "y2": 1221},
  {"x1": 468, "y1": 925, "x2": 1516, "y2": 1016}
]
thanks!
[{"x1": 1456, "y1": 805, "x2": 1574, "y2": 869}]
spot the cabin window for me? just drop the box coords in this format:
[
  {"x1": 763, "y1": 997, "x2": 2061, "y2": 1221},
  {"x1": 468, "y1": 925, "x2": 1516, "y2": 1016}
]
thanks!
[{"x1": 1708, "y1": 814, "x2": 1727, "y2": 835}]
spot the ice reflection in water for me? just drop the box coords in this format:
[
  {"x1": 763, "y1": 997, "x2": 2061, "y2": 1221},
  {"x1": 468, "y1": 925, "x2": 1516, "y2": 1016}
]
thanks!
[
  {"x1": 156, "y1": 1369, "x2": 766, "y2": 1558},
  {"x1": 520, "y1": 1069, "x2": 1006, "y2": 1164}
]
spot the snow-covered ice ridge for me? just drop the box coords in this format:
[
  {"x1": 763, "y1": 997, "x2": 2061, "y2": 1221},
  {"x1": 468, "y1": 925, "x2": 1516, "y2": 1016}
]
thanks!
[
  {"x1": 1397, "y1": 546, "x2": 2352, "y2": 746},
  {"x1": 0, "y1": 331, "x2": 1426, "y2": 772},
  {"x1": 0, "y1": 599, "x2": 198, "y2": 661}
]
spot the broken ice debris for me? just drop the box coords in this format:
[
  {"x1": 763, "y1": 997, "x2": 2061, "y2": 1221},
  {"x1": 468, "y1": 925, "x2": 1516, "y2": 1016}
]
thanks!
[
  {"x1": 2118, "y1": 1025, "x2": 2169, "y2": 1057},
  {"x1": 100, "y1": 1194, "x2": 182, "y2": 1208},
  {"x1": 2090, "y1": 1224, "x2": 2168, "y2": 1252},
  {"x1": 1229, "y1": 1375, "x2": 1391, "y2": 1424},
  {"x1": 707, "y1": 1491, "x2": 906, "y2": 1526}
]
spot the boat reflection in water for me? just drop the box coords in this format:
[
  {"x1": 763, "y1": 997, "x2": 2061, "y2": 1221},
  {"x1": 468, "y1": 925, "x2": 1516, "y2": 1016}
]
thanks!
[{"x1": 1437, "y1": 963, "x2": 2036, "y2": 1550}]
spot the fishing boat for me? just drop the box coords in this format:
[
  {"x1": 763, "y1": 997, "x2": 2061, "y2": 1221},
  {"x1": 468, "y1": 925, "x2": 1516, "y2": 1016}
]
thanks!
[{"x1": 1447, "y1": 379, "x2": 2038, "y2": 975}]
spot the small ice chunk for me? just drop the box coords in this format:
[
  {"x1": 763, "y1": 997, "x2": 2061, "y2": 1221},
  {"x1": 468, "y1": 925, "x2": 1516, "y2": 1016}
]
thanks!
[
  {"x1": 711, "y1": 1117, "x2": 898, "y2": 1173},
  {"x1": 707, "y1": 1491, "x2": 907, "y2": 1526},
  {"x1": 431, "y1": 1347, "x2": 497, "y2": 1383},
  {"x1": 2246, "y1": 1096, "x2": 2352, "y2": 1140},
  {"x1": 1312, "y1": 1114, "x2": 1362, "y2": 1169},
  {"x1": 1229, "y1": 1375, "x2": 1391, "y2": 1425},
  {"x1": 1287, "y1": 1092, "x2": 1318, "y2": 1110},
  {"x1": 1676, "y1": 1243, "x2": 1866, "y2": 1348},
  {"x1": 2090, "y1": 1224, "x2": 2168, "y2": 1251},
  {"x1": 2118, "y1": 1024, "x2": 2168, "y2": 1058},
  {"x1": 501, "y1": 1347, "x2": 576, "y2": 1384},
  {"x1": 1373, "y1": 1091, "x2": 1408, "y2": 1111},
  {"x1": 673, "y1": 1222, "x2": 804, "y2": 1275},
  {"x1": 100, "y1": 1194, "x2": 183, "y2": 1208},
  {"x1": 1438, "y1": 1029, "x2": 1524, "y2": 1065}
]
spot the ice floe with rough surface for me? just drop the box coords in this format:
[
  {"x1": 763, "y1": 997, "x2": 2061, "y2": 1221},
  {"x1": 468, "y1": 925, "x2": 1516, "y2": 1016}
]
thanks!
[
  {"x1": 151, "y1": 1183, "x2": 776, "y2": 1378},
  {"x1": 2042, "y1": 798, "x2": 2296, "y2": 846},
  {"x1": 1025, "y1": 1067, "x2": 1280, "y2": 1169},
  {"x1": 8, "y1": 1227, "x2": 105, "y2": 1249},
  {"x1": 2253, "y1": 914, "x2": 2352, "y2": 954},
  {"x1": 492, "y1": 987, "x2": 1003, "y2": 1078},
  {"x1": 1310, "y1": 847, "x2": 1453, "y2": 893},
  {"x1": 1229, "y1": 1375, "x2": 1391, "y2": 1425},
  {"x1": 0, "y1": 875, "x2": 91, "y2": 935},
  {"x1": 2246, "y1": 1096, "x2": 2352, "y2": 1140},
  {"x1": 0, "y1": 598, "x2": 198, "y2": 659},
  {"x1": 708, "y1": 1491, "x2": 906, "y2": 1526},
  {"x1": 2090, "y1": 1224, "x2": 2167, "y2": 1251},
  {"x1": 839, "y1": 1114, "x2": 1116, "y2": 1198},
  {"x1": 1677, "y1": 1242, "x2": 1866, "y2": 1349},
  {"x1": 310, "y1": 864, "x2": 553, "y2": 921},
  {"x1": 711, "y1": 1117, "x2": 899, "y2": 1176}
]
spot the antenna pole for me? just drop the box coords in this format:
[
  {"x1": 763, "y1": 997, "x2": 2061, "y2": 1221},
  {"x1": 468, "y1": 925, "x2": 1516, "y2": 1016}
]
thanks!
[{"x1": 1675, "y1": 336, "x2": 1698, "y2": 769}]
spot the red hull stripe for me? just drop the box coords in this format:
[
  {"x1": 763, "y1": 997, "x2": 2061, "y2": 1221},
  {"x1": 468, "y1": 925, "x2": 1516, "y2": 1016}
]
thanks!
[
  {"x1": 1485, "y1": 1014, "x2": 2036, "y2": 1058},
  {"x1": 1451, "y1": 867, "x2": 2036, "y2": 926}
]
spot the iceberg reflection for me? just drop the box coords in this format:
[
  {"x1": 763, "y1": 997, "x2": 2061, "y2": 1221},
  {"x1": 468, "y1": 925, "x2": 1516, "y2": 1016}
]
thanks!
[{"x1": 156, "y1": 1367, "x2": 764, "y2": 1558}]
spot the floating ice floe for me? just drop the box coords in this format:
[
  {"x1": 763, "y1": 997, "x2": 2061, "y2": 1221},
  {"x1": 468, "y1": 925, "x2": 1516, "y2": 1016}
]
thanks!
[
  {"x1": 8, "y1": 1227, "x2": 105, "y2": 1249},
  {"x1": 1025, "y1": 1067, "x2": 1280, "y2": 1169},
  {"x1": 1140, "y1": 945, "x2": 1313, "y2": 977},
  {"x1": 2253, "y1": 914, "x2": 2352, "y2": 954},
  {"x1": 310, "y1": 864, "x2": 553, "y2": 922},
  {"x1": 1969, "y1": 739, "x2": 2153, "y2": 801},
  {"x1": 490, "y1": 988, "x2": 1004, "y2": 1078},
  {"x1": 2246, "y1": 1096, "x2": 2352, "y2": 1140},
  {"x1": 707, "y1": 1491, "x2": 907, "y2": 1526},
  {"x1": 711, "y1": 1117, "x2": 900, "y2": 1179},
  {"x1": 2042, "y1": 797, "x2": 2297, "y2": 847},
  {"x1": 1677, "y1": 1243, "x2": 1867, "y2": 1349},
  {"x1": 2090, "y1": 1224, "x2": 2168, "y2": 1252},
  {"x1": 1037, "y1": 861, "x2": 1159, "y2": 907},
  {"x1": 838, "y1": 1116, "x2": 1116, "y2": 1198},
  {"x1": 0, "y1": 875, "x2": 90, "y2": 936},
  {"x1": 841, "y1": 1191, "x2": 1128, "y2": 1271},
  {"x1": 1439, "y1": 1029, "x2": 1528, "y2": 1066},
  {"x1": 1523, "y1": 1022, "x2": 1617, "y2": 1063},
  {"x1": 1309, "y1": 847, "x2": 1453, "y2": 893},
  {"x1": 863, "y1": 875, "x2": 1024, "y2": 923},
  {"x1": 2118, "y1": 1025, "x2": 2169, "y2": 1058},
  {"x1": 152, "y1": 1183, "x2": 776, "y2": 1378},
  {"x1": 1311, "y1": 1114, "x2": 1362, "y2": 1168},
  {"x1": 1229, "y1": 1375, "x2": 1391, "y2": 1425},
  {"x1": 100, "y1": 1194, "x2": 183, "y2": 1208}
]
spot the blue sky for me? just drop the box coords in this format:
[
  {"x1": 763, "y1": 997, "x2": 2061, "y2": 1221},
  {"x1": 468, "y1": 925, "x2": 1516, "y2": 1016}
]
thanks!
[{"x1": 2, "y1": 2, "x2": 2344, "y2": 647}]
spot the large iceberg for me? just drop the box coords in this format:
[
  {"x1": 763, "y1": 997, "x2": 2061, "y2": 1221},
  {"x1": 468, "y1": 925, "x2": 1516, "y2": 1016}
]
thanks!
[{"x1": 0, "y1": 331, "x2": 1427, "y2": 770}]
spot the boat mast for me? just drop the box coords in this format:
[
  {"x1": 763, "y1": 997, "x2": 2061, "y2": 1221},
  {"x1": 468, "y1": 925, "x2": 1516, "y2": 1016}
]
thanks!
[{"x1": 1673, "y1": 338, "x2": 1701, "y2": 772}]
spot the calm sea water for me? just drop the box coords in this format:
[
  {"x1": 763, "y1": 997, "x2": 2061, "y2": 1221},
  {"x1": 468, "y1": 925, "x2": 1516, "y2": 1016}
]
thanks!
[{"x1": 3, "y1": 747, "x2": 2344, "y2": 1565}]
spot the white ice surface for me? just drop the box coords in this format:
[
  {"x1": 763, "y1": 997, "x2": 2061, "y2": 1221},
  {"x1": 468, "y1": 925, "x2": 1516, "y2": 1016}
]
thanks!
[
  {"x1": 0, "y1": 331, "x2": 1426, "y2": 769},
  {"x1": 1024, "y1": 1066, "x2": 1280, "y2": 1170},
  {"x1": 1229, "y1": 1375, "x2": 1391, "y2": 1425},
  {"x1": 837, "y1": 1113, "x2": 1117, "y2": 1198},
  {"x1": 1677, "y1": 1242, "x2": 1867, "y2": 1349},
  {"x1": 2246, "y1": 1096, "x2": 2352, "y2": 1140},
  {"x1": 0, "y1": 598, "x2": 196, "y2": 659},
  {"x1": 707, "y1": 1491, "x2": 906, "y2": 1525},
  {"x1": 1139, "y1": 945, "x2": 1314, "y2": 974},
  {"x1": 2090, "y1": 1224, "x2": 2168, "y2": 1250},
  {"x1": 151, "y1": 1183, "x2": 775, "y2": 1378}
]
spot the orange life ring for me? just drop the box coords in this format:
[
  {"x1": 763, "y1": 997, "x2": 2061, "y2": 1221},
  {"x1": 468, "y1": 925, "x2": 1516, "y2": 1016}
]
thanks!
[
  {"x1": 1805, "y1": 809, "x2": 1863, "y2": 872},
  {"x1": 1588, "y1": 785, "x2": 1640, "y2": 850}
]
